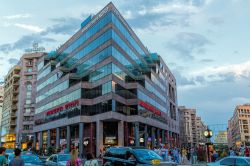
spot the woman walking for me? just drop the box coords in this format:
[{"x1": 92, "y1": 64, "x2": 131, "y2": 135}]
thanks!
[{"x1": 66, "y1": 149, "x2": 82, "y2": 166}]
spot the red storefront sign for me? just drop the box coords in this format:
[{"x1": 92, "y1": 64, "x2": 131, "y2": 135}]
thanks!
[
  {"x1": 139, "y1": 101, "x2": 161, "y2": 116},
  {"x1": 46, "y1": 100, "x2": 80, "y2": 116}
]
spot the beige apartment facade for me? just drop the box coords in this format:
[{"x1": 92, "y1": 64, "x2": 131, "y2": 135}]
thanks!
[
  {"x1": 0, "y1": 52, "x2": 45, "y2": 148},
  {"x1": 1, "y1": 65, "x2": 21, "y2": 148},
  {"x1": 228, "y1": 104, "x2": 250, "y2": 148},
  {"x1": 0, "y1": 85, "x2": 4, "y2": 137},
  {"x1": 178, "y1": 106, "x2": 207, "y2": 148}
]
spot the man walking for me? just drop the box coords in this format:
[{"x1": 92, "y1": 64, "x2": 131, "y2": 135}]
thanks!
[
  {"x1": 0, "y1": 147, "x2": 6, "y2": 166},
  {"x1": 9, "y1": 148, "x2": 24, "y2": 166}
]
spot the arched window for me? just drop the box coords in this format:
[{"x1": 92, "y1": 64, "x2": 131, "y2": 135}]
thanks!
[{"x1": 26, "y1": 83, "x2": 32, "y2": 91}]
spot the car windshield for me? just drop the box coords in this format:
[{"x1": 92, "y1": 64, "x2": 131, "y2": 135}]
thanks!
[
  {"x1": 58, "y1": 154, "x2": 71, "y2": 161},
  {"x1": 6, "y1": 149, "x2": 14, "y2": 153},
  {"x1": 245, "y1": 158, "x2": 250, "y2": 163},
  {"x1": 21, "y1": 155, "x2": 41, "y2": 163},
  {"x1": 133, "y1": 149, "x2": 162, "y2": 161}
]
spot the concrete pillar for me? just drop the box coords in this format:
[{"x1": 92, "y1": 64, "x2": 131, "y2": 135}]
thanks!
[
  {"x1": 67, "y1": 126, "x2": 71, "y2": 150},
  {"x1": 134, "y1": 122, "x2": 140, "y2": 147},
  {"x1": 144, "y1": 125, "x2": 148, "y2": 147},
  {"x1": 47, "y1": 130, "x2": 51, "y2": 147},
  {"x1": 39, "y1": 132, "x2": 43, "y2": 150},
  {"x1": 162, "y1": 130, "x2": 165, "y2": 144},
  {"x1": 156, "y1": 128, "x2": 160, "y2": 147},
  {"x1": 118, "y1": 121, "x2": 124, "y2": 146},
  {"x1": 56, "y1": 128, "x2": 60, "y2": 149},
  {"x1": 151, "y1": 127, "x2": 155, "y2": 148},
  {"x1": 79, "y1": 123, "x2": 84, "y2": 158},
  {"x1": 33, "y1": 132, "x2": 37, "y2": 149},
  {"x1": 96, "y1": 121, "x2": 103, "y2": 157}
]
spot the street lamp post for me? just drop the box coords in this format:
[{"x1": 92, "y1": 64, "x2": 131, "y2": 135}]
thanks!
[{"x1": 204, "y1": 128, "x2": 213, "y2": 163}]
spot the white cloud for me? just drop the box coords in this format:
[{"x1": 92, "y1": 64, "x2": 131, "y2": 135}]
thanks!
[
  {"x1": 231, "y1": 97, "x2": 250, "y2": 104},
  {"x1": 2, "y1": 14, "x2": 31, "y2": 19},
  {"x1": 190, "y1": 61, "x2": 250, "y2": 82},
  {"x1": 13, "y1": 23, "x2": 44, "y2": 33}
]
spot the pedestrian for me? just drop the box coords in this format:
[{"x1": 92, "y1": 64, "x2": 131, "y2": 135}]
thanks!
[
  {"x1": 160, "y1": 145, "x2": 167, "y2": 161},
  {"x1": 212, "y1": 150, "x2": 219, "y2": 162},
  {"x1": 84, "y1": 153, "x2": 99, "y2": 166},
  {"x1": 228, "y1": 148, "x2": 235, "y2": 156},
  {"x1": 66, "y1": 149, "x2": 82, "y2": 166},
  {"x1": 0, "y1": 147, "x2": 6, "y2": 166},
  {"x1": 245, "y1": 147, "x2": 249, "y2": 157},
  {"x1": 9, "y1": 148, "x2": 24, "y2": 166},
  {"x1": 181, "y1": 148, "x2": 187, "y2": 164}
]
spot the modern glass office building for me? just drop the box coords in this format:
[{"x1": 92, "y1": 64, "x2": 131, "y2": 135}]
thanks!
[{"x1": 34, "y1": 2, "x2": 179, "y2": 157}]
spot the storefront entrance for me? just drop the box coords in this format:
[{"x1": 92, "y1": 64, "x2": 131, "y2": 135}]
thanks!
[{"x1": 103, "y1": 122, "x2": 118, "y2": 147}]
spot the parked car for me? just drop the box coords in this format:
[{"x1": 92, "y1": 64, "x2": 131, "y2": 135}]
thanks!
[
  {"x1": 45, "y1": 154, "x2": 71, "y2": 166},
  {"x1": 103, "y1": 147, "x2": 177, "y2": 166},
  {"x1": 207, "y1": 156, "x2": 250, "y2": 166},
  {"x1": 5, "y1": 149, "x2": 14, "y2": 155},
  {"x1": 21, "y1": 154, "x2": 44, "y2": 166}
]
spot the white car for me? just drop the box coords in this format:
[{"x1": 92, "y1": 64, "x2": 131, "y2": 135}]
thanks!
[
  {"x1": 45, "y1": 154, "x2": 71, "y2": 166},
  {"x1": 207, "y1": 156, "x2": 250, "y2": 166}
]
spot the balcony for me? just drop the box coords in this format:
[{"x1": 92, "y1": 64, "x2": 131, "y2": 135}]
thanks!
[
  {"x1": 12, "y1": 105, "x2": 17, "y2": 111},
  {"x1": 25, "y1": 62, "x2": 33, "y2": 67},
  {"x1": 10, "y1": 113, "x2": 16, "y2": 118},
  {"x1": 12, "y1": 97, "x2": 18, "y2": 103},
  {"x1": 10, "y1": 122, "x2": 16, "y2": 126}
]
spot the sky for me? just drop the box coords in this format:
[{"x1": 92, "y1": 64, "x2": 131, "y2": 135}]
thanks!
[{"x1": 0, "y1": 0, "x2": 249, "y2": 126}]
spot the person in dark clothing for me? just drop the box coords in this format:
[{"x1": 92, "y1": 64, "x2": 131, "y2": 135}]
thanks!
[{"x1": 9, "y1": 148, "x2": 24, "y2": 166}]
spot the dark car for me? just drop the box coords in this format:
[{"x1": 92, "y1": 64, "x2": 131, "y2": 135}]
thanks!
[{"x1": 103, "y1": 147, "x2": 175, "y2": 166}]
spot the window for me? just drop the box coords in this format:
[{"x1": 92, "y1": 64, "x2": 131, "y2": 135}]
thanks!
[
  {"x1": 26, "y1": 100, "x2": 31, "y2": 104},
  {"x1": 23, "y1": 125, "x2": 30, "y2": 130},
  {"x1": 220, "y1": 158, "x2": 235, "y2": 165},
  {"x1": 26, "y1": 91, "x2": 31, "y2": 98},
  {"x1": 27, "y1": 75, "x2": 32, "y2": 80},
  {"x1": 236, "y1": 158, "x2": 248, "y2": 166},
  {"x1": 27, "y1": 68, "x2": 33, "y2": 72},
  {"x1": 26, "y1": 84, "x2": 32, "y2": 91},
  {"x1": 25, "y1": 109, "x2": 31, "y2": 113}
]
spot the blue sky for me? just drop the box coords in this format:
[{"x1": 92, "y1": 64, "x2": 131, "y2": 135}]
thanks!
[{"x1": 0, "y1": 0, "x2": 249, "y2": 125}]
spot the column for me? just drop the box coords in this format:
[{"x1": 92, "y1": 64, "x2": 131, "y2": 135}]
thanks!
[
  {"x1": 134, "y1": 122, "x2": 139, "y2": 147},
  {"x1": 67, "y1": 126, "x2": 71, "y2": 150},
  {"x1": 151, "y1": 127, "x2": 155, "y2": 148},
  {"x1": 39, "y1": 132, "x2": 43, "y2": 150},
  {"x1": 79, "y1": 123, "x2": 84, "y2": 158},
  {"x1": 47, "y1": 130, "x2": 51, "y2": 147},
  {"x1": 144, "y1": 125, "x2": 148, "y2": 147},
  {"x1": 118, "y1": 121, "x2": 124, "y2": 146},
  {"x1": 56, "y1": 128, "x2": 60, "y2": 149},
  {"x1": 156, "y1": 128, "x2": 160, "y2": 147},
  {"x1": 162, "y1": 130, "x2": 165, "y2": 144},
  {"x1": 96, "y1": 121, "x2": 103, "y2": 157},
  {"x1": 33, "y1": 132, "x2": 37, "y2": 149},
  {"x1": 124, "y1": 122, "x2": 129, "y2": 146}
]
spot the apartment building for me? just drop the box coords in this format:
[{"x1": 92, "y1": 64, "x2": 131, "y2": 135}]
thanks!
[
  {"x1": 178, "y1": 106, "x2": 207, "y2": 148},
  {"x1": 214, "y1": 131, "x2": 228, "y2": 145},
  {"x1": 0, "y1": 85, "x2": 4, "y2": 137},
  {"x1": 16, "y1": 52, "x2": 45, "y2": 149},
  {"x1": 228, "y1": 104, "x2": 250, "y2": 148},
  {"x1": 0, "y1": 52, "x2": 45, "y2": 148},
  {"x1": 1, "y1": 65, "x2": 21, "y2": 148}
]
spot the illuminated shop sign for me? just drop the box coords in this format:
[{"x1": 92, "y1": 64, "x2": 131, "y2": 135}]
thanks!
[
  {"x1": 46, "y1": 100, "x2": 80, "y2": 116},
  {"x1": 139, "y1": 101, "x2": 161, "y2": 116},
  {"x1": 35, "y1": 100, "x2": 80, "y2": 125}
]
